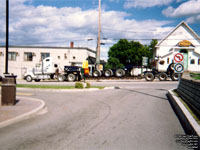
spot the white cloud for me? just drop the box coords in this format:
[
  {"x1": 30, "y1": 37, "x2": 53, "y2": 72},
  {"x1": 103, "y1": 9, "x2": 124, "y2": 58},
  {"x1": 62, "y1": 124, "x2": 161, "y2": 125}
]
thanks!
[
  {"x1": 162, "y1": 0, "x2": 200, "y2": 17},
  {"x1": 186, "y1": 15, "x2": 200, "y2": 24},
  {"x1": 124, "y1": 0, "x2": 173, "y2": 8},
  {"x1": 0, "y1": 0, "x2": 173, "y2": 60}
]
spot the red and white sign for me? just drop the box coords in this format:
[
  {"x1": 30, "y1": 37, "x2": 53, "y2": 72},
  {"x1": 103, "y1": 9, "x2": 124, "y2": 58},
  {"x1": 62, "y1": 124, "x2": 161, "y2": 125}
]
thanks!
[{"x1": 174, "y1": 53, "x2": 184, "y2": 63}]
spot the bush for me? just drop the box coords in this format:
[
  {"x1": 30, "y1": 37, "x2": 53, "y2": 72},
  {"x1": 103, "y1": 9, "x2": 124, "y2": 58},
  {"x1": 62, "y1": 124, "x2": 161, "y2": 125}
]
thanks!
[
  {"x1": 86, "y1": 82, "x2": 91, "y2": 88},
  {"x1": 75, "y1": 82, "x2": 84, "y2": 89}
]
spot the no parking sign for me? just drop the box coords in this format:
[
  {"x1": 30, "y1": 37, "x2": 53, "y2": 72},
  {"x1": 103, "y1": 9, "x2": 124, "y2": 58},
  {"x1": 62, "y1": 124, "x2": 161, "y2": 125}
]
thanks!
[{"x1": 174, "y1": 53, "x2": 184, "y2": 63}]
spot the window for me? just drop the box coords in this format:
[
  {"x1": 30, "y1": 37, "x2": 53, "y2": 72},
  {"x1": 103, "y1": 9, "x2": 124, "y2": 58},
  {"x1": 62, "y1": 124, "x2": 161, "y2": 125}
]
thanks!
[
  {"x1": 24, "y1": 52, "x2": 33, "y2": 61},
  {"x1": 64, "y1": 54, "x2": 67, "y2": 59},
  {"x1": 73, "y1": 56, "x2": 76, "y2": 59},
  {"x1": 190, "y1": 59, "x2": 195, "y2": 64},
  {"x1": 167, "y1": 58, "x2": 169, "y2": 64},
  {"x1": 8, "y1": 52, "x2": 17, "y2": 61},
  {"x1": 41, "y1": 53, "x2": 50, "y2": 60},
  {"x1": 198, "y1": 59, "x2": 200, "y2": 65}
]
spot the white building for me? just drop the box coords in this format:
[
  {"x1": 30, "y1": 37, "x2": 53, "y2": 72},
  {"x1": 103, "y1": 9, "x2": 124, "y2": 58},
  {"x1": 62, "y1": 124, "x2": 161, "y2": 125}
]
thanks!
[
  {"x1": 154, "y1": 21, "x2": 200, "y2": 72},
  {"x1": 0, "y1": 44, "x2": 96, "y2": 79}
]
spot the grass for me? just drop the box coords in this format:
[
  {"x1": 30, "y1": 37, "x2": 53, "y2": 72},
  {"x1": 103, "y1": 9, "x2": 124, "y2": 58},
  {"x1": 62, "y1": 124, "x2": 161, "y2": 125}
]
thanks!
[
  {"x1": 10, "y1": 84, "x2": 105, "y2": 90},
  {"x1": 0, "y1": 82, "x2": 105, "y2": 89},
  {"x1": 16, "y1": 84, "x2": 75, "y2": 89},
  {"x1": 190, "y1": 72, "x2": 200, "y2": 80},
  {"x1": 173, "y1": 90, "x2": 200, "y2": 125}
]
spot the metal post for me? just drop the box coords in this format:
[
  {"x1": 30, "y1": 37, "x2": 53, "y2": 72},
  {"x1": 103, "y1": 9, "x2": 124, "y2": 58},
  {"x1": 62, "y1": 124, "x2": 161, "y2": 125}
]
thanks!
[{"x1": 5, "y1": 0, "x2": 9, "y2": 74}]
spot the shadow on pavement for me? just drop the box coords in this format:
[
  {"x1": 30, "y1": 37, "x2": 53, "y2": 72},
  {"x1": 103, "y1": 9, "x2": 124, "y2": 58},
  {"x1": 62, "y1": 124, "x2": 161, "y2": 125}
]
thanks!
[{"x1": 120, "y1": 88, "x2": 168, "y2": 100}]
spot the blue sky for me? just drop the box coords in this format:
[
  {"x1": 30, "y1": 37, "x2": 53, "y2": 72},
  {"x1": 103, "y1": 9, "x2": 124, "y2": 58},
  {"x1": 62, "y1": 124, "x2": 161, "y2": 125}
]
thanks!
[{"x1": 0, "y1": 0, "x2": 200, "y2": 60}]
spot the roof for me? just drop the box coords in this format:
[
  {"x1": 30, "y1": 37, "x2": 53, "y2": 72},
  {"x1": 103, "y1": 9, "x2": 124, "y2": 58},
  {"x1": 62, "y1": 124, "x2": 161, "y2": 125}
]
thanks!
[
  {"x1": 156, "y1": 21, "x2": 200, "y2": 47},
  {"x1": 87, "y1": 56, "x2": 106, "y2": 65},
  {"x1": 0, "y1": 45, "x2": 96, "y2": 54}
]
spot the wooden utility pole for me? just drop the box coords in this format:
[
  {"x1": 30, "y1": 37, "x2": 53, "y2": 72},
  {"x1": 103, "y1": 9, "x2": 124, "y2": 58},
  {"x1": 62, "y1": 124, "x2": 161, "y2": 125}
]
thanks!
[
  {"x1": 5, "y1": 0, "x2": 9, "y2": 74},
  {"x1": 96, "y1": 0, "x2": 101, "y2": 65}
]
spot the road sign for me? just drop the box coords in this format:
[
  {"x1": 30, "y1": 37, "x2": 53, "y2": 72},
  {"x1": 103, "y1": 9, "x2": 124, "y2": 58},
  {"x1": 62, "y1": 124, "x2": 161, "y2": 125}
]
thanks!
[
  {"x1": 142, "y1": 57, "x2": 148, "y2": 66},
  {"x1": 174, "y1": 63, "x2": 184, "y2": 73},
  {"x1": 174, "y1": 53, "x2": 184, "y2": 63}
]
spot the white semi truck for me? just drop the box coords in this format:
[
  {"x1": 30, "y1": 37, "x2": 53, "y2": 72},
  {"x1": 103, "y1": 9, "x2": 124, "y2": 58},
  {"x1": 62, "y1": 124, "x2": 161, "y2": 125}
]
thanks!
[{"x1": 23, "y1": 57, "x2": 82, "y2": 82}]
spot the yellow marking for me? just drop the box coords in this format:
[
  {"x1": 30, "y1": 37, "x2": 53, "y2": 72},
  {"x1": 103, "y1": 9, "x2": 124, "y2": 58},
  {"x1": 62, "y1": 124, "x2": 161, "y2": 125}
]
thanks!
[{"x1": 17, "y1": 93, "x2": 33, "y2": 96}]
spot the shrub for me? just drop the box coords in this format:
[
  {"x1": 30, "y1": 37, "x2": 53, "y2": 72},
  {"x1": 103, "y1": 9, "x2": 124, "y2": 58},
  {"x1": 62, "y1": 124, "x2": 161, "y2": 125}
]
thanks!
[
  {"x1": 75, "y1": 82, "x2": 84, "y2": 89},
  {"x1": 86, "y1": 82, "x2": 91, "y2": 88}
]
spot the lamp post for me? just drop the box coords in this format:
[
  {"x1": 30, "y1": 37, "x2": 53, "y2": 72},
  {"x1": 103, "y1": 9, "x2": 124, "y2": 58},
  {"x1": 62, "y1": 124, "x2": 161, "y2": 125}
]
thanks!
[{"x1": 5, "y1": 0, "x2": 9, "y2": 75}]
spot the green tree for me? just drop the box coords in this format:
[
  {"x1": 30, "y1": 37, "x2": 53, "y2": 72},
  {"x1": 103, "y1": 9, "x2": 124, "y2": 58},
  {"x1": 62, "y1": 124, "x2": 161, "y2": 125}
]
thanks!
[
  {"x1": 149, "y1": 39, "x2": 158, "y2": 58},
  {"x1": 106, "y1": 39, "x2": 152, "y2": 69}
]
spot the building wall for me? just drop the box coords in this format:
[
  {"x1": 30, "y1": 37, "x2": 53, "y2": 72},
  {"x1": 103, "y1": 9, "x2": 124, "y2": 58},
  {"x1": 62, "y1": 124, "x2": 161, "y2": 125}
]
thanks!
[
  {"x1": 156, "y1": 23, "x2": 200, "y2": 72},
  {"x1": 157, "y1": 48, "x2": 200, "y2": 72},
  {"x1": 0, "y1": 46, "x2": 96, "y2": 79}
]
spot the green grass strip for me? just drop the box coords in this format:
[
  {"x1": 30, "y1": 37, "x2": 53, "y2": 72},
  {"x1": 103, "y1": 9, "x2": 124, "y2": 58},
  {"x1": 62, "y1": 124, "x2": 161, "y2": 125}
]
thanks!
[
  {"x1": 16, "y1": 84, "x2": 75, "y2": 89},
  {"x1": 15, "y1": 84, "x2": 104, "y2": 90},
  {"x1": 190, "y1": 72, "x2": 200, "y2": 80}
]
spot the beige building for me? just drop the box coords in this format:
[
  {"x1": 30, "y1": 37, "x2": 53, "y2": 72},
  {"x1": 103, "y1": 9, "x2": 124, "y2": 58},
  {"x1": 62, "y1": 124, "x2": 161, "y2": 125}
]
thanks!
[{"x1": 0, "y1": 45, "x2": 96, "y2": 79}]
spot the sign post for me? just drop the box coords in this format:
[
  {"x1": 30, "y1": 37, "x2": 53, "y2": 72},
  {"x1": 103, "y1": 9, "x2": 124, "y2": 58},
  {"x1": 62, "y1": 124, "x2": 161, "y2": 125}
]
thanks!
[
  {"x1": 174, "y1": 53, "x2": 184, "y2": 63},
  {"x1": 174, "y1": 53, "x2": 184, "y2": 83}
]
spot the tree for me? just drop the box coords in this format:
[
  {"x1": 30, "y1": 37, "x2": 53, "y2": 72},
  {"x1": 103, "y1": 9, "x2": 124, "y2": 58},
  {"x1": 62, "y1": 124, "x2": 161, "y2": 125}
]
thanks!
[
  {"x1": 149, "y1": 39, "x2": 158, "y2": 58},
  {"x1": 106, "y1": 39, "x2": 153, "y2": 69}
]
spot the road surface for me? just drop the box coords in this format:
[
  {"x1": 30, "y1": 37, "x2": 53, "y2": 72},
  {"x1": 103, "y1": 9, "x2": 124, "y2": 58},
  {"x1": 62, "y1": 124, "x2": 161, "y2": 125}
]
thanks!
[{"x1": 0, "y1": 81, "x2": 187, "y2": 150}]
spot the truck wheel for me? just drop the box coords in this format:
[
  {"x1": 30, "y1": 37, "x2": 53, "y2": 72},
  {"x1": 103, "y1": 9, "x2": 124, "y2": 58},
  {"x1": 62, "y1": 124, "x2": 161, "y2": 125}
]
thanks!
[
  {"x1": 145, "y1": 73, "x2": 154, "y2": 81},
  {"x1": 34, "y1": 79, "x2": 41, "y2": 82},
  {"x1": 115, "y1": 69, "x2": 125, "y2": 77},
  {"x1": 93, "y1": 70, "x2": 100, "y2": 77},
  {"x1": 109, "y1": 69, "x2": 114, "y2": 76},
  {"x1": 158, "y1": 73, "x2": 167, "y2": 81},
  {"x1": 67, "y1": 73, "x2": 76, "y2": 82},
  {"x1": 76, "y1": 75, "x2": 81, "y2": 81},
  {"x1": 104, "y1": 70, "x2": 112, "y2": 77},
  {"x1": 171, "y1": 73, "x2": 179, "y2": 81},
  {"x1": 26, "y1": 75, "x2": 33, "y2": 82},
  {"x1": 58, "y1": 75, "x2": 65, "y2": 82}
]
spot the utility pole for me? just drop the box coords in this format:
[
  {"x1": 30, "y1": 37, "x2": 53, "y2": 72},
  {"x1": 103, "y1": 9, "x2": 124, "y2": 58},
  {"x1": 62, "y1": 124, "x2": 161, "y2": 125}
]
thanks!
[
  {"x1": 5, "y1": 0, "x2": 9, "y2": 74},
  {"x1": 96, "y1": 0, "x2": 101, "y2": 65}
]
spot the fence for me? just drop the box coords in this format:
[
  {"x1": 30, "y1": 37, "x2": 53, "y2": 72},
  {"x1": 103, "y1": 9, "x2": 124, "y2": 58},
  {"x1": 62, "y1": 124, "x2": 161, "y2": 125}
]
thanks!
[{"x1": 176, "y1": 78, "x2": 200, "y2": 117}]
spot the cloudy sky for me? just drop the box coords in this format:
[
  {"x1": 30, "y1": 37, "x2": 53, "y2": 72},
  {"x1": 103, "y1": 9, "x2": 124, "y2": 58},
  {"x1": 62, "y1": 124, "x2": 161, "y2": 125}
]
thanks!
[{"x1": 0, "y1": 0, "x2": 200, "y2": 60}]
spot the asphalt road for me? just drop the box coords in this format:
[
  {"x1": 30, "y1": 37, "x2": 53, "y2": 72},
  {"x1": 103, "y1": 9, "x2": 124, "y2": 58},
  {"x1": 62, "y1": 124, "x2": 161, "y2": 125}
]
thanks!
[{"x1": 0, "y1": 81, "x2": 187, "y2": 150}]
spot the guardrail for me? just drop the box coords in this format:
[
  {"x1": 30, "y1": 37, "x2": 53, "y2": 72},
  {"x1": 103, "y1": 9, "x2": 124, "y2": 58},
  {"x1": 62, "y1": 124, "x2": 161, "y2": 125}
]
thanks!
[{"x1": 176, "y1": 78, "x2": 200, "y2": 117}]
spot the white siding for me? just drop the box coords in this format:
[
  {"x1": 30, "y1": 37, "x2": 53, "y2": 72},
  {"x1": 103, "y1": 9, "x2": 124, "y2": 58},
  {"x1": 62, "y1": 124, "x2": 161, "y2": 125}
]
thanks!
[
  {"x1": 0, "y1": 47, "x2": 96, "y2": 79},
  {"x1": 156, "y1": 22, "x2": 200, "y2": 72}
]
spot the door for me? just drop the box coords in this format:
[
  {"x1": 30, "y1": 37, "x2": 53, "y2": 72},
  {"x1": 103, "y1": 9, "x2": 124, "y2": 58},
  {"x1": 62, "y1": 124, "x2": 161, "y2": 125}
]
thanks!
[{"x1": 180, "y1": 49, "x2": 188, "y2": 70}]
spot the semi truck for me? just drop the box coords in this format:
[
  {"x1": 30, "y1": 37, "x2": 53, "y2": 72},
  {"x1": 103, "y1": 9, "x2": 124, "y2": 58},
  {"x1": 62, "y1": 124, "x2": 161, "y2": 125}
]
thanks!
[
  {"x1": 23, "y1": 57, "x2": 82, "y2": 82},
  {"x1": 91, "y1": 60, "x2": 179, "y2": 81}
]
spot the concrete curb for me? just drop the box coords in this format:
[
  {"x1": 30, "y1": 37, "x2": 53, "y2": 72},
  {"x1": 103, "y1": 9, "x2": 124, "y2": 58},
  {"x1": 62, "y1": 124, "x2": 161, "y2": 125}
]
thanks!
[
  {"x1": 0, "y1": 97, "x2": 47, "y2": 129},
  {"x1": 167, "y1": 89, "x2": 200, "y2": 136}
]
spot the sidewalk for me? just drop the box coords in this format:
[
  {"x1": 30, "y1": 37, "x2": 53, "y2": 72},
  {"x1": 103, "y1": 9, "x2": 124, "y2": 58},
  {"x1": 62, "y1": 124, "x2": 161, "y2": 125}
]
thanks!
[{"x1": 0, "y1": 96, "x2": 47, "y2": 128}]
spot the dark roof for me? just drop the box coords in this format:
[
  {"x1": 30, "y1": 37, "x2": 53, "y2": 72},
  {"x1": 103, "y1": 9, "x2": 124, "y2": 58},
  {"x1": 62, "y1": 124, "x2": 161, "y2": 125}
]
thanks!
[
  {"x1": 87, "y1": 56, "x2": 106, "y2": 65},
  {"x1": 0, "y1": 45, "x2": 96, "y2": 54}
]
